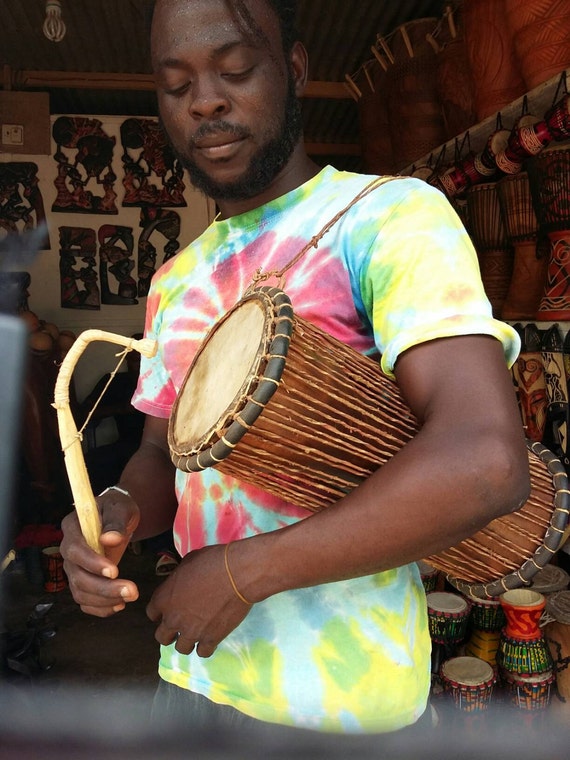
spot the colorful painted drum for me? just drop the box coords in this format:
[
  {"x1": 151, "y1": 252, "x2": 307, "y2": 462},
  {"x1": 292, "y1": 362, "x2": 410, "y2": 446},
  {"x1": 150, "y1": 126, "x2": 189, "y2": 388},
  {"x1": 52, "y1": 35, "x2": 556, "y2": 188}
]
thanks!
[
  {"x1": 464, "y1": 629, "x2": 501, "y2": 668},
  {"x1": 503, "y1": 670, "x2": 555, "y2": 711},
  {"x1": 499, "y1": 589, "x2": 546, "y2": 640},
  {"x1": 427, "y1": 591, "x2": 471, "y2": 645},
  {"x1": 440, "y1": 656, "x2": 496, "y2": 712},
  {"x1": 467, "y1": 591, "x2": 506, "y2": 632},
  {"x1": 497, "y1": 632, "x2": 553, "y2": 676},
  {"x1": 418, "y1": 560, "x2": 439, "y2": 593}
]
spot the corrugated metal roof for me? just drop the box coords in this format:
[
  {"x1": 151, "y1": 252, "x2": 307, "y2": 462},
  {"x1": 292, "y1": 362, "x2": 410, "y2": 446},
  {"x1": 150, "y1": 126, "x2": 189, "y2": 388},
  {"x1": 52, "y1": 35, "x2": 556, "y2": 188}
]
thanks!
[{"x1": 0, "y1": 0, "x2": 447, "y2": 169}]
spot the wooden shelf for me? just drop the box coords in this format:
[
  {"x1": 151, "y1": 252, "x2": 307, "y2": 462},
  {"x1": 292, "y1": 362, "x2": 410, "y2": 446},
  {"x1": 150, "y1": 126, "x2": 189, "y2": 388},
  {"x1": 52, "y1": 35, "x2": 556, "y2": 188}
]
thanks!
[{"x1": 400, "y1": 69, "x2": 570, "y2": 175}]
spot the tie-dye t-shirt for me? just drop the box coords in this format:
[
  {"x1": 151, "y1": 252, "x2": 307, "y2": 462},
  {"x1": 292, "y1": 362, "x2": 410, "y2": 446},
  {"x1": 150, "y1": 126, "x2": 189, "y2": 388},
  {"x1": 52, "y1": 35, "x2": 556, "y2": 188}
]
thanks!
[{"x1": 132, "y1": 166, "x2": 519, "y2": 733}]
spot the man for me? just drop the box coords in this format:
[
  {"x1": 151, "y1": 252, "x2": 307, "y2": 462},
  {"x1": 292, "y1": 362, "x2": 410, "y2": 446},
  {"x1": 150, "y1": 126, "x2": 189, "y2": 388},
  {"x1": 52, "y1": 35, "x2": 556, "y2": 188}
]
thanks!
[{"x1": 61, "y1": 0, "x2": 530, "y2": 735}]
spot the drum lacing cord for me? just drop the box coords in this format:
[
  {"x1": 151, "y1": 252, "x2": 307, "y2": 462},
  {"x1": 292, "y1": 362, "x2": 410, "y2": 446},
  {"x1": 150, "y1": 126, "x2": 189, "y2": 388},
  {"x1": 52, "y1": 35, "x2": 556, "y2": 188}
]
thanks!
[{"x1": 245, "y1": 174, "x2": 405, "y2": 293}]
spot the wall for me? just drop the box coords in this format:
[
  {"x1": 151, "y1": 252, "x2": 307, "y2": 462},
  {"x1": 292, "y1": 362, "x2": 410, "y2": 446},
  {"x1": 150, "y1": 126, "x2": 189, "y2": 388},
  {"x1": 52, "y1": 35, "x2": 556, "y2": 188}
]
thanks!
[{"x1": 0, "y1": 114, "x2": 214, "y2": 400}]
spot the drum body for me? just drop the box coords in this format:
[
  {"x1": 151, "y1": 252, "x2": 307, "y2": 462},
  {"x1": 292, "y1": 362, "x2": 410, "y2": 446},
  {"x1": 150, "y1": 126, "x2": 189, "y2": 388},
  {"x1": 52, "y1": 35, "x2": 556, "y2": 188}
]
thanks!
[
  {"x1": 426, "y1": 592, "x2": 471, "y2": 645},
  {"x1": 169, "y1": 288, "x2": 570, "y2": 597},
  {"x1": 503, "y1": 670, "x2": 555, "y2": 711},
  {"x1": 465, "y1": 182, "x2": 513, "y2": 318},
  {"x1": 468, "y1": 592, "x2": 506, "y2": 633},
  {"x1": 440, "y1": 656, "x2": 496, "y2": 712},
  {"x1": 497, "y1": 172, "x2": 546, "y2": 320},
  {"x1": 499, "y1": 589, "x2": 546, "y2": 640},
  {"x1": 417, "y1": 560, "x2": 439, "y2": 593},
  {"x1": 527, "y1": 144, "x2": 570, "y2": 321}
]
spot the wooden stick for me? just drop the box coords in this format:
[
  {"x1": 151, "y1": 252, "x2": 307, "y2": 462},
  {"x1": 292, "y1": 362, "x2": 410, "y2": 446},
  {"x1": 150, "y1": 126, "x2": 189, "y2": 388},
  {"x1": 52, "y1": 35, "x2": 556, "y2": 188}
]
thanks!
[
  {"x1": 370, "y1": 46, "x2": 389, "y2": 72},
  {"x1": 344, "y1": 73, "x2": 362, "y2": 100},
  {"x1": 53, "y1": 330, "x2": 157, "y2": 554}
]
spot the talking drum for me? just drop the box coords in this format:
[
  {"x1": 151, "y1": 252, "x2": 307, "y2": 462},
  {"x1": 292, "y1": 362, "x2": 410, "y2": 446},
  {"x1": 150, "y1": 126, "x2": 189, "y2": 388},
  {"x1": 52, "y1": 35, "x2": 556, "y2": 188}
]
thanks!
[
  {"x1": 440, "y1": 656, "x2": 496, "y2": 712},
  {"x1": 168, "y1": 287, "x2": 570, "y2": 596}
]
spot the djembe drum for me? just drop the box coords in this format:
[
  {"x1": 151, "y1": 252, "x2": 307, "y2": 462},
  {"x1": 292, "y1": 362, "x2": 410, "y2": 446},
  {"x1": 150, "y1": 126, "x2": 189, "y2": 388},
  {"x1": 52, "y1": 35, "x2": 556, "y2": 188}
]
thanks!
[
  {"x1": 464, "y1": 590, "x2": 506, "y2": 668},
  {"x1": 427, "y1": 592, "x2": 472, "y2": 647},
  {"x1": 465, "y1": 182, "x2": 514, "y2": 317},
  {"x1": 527, "y1": 143, "x2": 570, "y2": 321},
  {"x1": 502, "y1": 670, "x2": 556, "y2": 712},
  {"x1": 440, "y1": 656, "x2": 496, "y2": 712},
  {"x1": 497, "y1": 172, "x2": 547, "y2": 320},
  {"x1": 169, "y1": 286, "x2": 570, "y2": 599},
  {"x1": 497, "y1": 589, "x2": 553, "y2": 677}
]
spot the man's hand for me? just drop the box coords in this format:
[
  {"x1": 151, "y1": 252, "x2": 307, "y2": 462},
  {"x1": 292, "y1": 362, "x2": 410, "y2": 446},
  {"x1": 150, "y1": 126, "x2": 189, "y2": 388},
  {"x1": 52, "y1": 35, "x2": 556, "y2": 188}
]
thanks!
[
  {"x1": 146, "y1": 544, "x2": 251, "y2": 658},
  {"x1": 60, "y1": 490, "x2": 140, "y2": 617}
]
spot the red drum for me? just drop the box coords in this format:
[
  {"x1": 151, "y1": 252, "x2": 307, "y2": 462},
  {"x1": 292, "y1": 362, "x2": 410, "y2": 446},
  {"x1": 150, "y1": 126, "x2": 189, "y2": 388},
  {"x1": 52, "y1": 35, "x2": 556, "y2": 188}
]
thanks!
[
  {"x1": 513, "y1": 323, "x2": 548, "y2": 443},
  {"x1": 440, "y1": 656, "x2": 496, "y2": 712},
  {"x1": 500, "y1": 589, "x2": 547, "y2": 640},
  {"x1": 41, "y1": 545, "x2": 67, "y2": 593},
  {"x1": 527, "y1": 144, "x2": 570, "y2": 321},
  {"x1": 545, "y1": 94, "x2": 570, "y2": 142},
  {"x1": 497, "y1": 172, "x2": 547, "y2": 320},
  {"x1": 503, "y1": 670, "x2": 556, "y2": 711},
  {"x1": 426, "y1": 592, "x2": 471, "y2": 645}
]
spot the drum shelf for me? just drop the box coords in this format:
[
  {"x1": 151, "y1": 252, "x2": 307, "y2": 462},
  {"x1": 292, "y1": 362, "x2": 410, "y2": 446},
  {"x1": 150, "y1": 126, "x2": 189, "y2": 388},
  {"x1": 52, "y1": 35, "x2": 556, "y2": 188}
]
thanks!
[{"x1": 401, "y1": 69, "x2": 570, "y2": 176}]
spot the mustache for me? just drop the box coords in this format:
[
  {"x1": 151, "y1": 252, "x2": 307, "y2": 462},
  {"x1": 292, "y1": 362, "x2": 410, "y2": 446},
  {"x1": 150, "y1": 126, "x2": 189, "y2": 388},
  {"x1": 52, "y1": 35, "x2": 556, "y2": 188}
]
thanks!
[{"x1": 190, "y1": 121, "x2": 251, "y2": 147}]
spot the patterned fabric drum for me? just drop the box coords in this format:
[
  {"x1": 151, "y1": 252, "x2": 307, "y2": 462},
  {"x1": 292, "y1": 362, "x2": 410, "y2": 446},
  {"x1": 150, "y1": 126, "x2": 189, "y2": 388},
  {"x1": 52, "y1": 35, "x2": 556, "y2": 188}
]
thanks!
[
  {"x1": 497, "y1": 633, "x2": 553, "y2": 676},
  {"x1": 466, "y1": 591, "x2": 506, "y2": 632},
  {"x1": 169, "y1": 288, "x2": 570, "y2": 596},
  {"x1": 440, "y1": 656, "x2": 496, "y2": 712},
  {"x1": 502, "y1": 670, "x2": 556, "y2": 711},
  {"x1": 427, "y1": 591, "x2": 471, "y2": 645},
  {"x1": 417, "y1": 560, "x2": 439, "y2": 593}
]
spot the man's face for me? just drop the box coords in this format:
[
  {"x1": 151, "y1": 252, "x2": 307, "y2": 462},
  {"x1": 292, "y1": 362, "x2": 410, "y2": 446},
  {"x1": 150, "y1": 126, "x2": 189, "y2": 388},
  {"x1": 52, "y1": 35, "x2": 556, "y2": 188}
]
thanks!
[{"x1": 151, "y1": 0, "x2": 303, "y2": 203}]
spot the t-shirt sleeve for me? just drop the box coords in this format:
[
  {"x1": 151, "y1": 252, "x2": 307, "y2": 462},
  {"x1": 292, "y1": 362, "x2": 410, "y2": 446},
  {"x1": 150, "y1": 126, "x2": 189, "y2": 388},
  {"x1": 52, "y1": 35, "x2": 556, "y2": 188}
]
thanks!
[{"x1": 356, "y1": 179, "x2": 520, "y2": 377}]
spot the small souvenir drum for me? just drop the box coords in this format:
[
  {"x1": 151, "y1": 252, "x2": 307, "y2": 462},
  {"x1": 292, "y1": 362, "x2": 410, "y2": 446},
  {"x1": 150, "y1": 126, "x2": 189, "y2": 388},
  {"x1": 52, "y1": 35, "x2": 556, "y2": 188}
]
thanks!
[
  {"x1": 500, "y1": 589, "x2": 547, "y2": 640},
  {"x1": 466, "y1": 591, "x2": 506, "y2": 632},
  {"x1": 417, "y1": 560, "x2": 439, "y2": 593},
  {"x1": 502, "y1": 670, "x2": 555, "y2": 711},
  {"x1": 41, "y1": 545, "x2": 67, "y2": 593},
  {"x1": 497, "y1": 632, "x2": 553, "y2": 676},
  {"x1": 170, "y1": 288, "x2": 570, "y2": 597},
  {"x1": 464, "y1": 628, "x2": 501, "y2": 668},
  {"x1": 545, "y1": 94, "x2": 570, "y2": 142},
  {"x1": 427, "y1": 592, "x2": 471, "y2": 645},
  {"x1": 440, "y1": 656, "x2": 496, "y2": 711},
  {"x1": 544, "y1": 590, "x2": 570, "y2": 700}
]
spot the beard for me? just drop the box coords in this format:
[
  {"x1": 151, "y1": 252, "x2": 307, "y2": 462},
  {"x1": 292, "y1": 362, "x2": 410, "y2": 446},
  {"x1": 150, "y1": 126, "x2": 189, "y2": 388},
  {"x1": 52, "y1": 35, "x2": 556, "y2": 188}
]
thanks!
[{"x1": 165, "y1": 76, "x2": 304, "y2": 203}]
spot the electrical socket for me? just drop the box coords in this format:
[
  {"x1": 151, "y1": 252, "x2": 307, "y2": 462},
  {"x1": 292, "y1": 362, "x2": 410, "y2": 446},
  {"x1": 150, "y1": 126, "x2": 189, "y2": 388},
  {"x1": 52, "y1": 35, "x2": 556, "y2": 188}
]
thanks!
[{"x1": 1, "y1": 124, "x2": 24, "y2": 146}]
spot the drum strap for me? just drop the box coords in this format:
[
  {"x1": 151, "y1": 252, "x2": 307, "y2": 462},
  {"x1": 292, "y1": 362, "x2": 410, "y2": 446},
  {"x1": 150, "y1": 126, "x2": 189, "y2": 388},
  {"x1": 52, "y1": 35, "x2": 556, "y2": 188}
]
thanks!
[{"x1": 247, "y1": 174, "x2": 406, "y2": 292}]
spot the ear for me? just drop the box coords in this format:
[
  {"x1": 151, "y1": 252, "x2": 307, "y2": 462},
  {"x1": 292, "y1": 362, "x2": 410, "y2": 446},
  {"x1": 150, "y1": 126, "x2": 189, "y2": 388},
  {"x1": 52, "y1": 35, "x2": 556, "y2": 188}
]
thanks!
[{"x1": 289, "y1": 41, "x2": 309, "y2": 97}]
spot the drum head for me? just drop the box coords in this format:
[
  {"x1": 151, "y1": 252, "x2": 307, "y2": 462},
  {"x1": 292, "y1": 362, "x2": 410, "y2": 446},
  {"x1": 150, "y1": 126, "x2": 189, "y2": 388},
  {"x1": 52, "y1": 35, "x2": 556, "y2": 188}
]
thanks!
[
  {"x1": 426, "y1": 591, "x2": 468, "y2": 614},
  {"x1": 168, "y1": 287, "x2": 294, "y2": 471},
  {"x1": 441, "y1": 656, "x2": 494, "y2": 686}
]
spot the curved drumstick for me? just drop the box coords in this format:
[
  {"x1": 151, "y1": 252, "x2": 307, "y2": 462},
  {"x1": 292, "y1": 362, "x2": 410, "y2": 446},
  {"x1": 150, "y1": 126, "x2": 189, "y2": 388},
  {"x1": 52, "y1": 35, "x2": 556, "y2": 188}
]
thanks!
[{"x1": 53, "y1": 329, "x2": 157, "y2": 554}]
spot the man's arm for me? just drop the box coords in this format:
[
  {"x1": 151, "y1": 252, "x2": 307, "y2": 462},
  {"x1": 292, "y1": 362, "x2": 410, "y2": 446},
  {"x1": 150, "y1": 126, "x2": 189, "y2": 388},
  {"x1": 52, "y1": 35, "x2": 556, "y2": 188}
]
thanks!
[{"x1": 146, "y1": 333, "x2": 530, "y2": 656}]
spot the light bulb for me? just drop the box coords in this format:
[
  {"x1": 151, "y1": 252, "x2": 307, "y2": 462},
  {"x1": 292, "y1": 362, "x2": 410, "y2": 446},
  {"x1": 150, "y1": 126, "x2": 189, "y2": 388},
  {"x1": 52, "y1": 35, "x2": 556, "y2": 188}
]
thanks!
[{"x1": 43, "y1": 0, "x2": 66, "y2": 43}]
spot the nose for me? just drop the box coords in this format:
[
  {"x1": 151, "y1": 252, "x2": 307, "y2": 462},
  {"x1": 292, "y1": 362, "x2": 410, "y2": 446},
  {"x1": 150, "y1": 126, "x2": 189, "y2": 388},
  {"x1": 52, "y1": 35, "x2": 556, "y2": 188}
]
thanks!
[{"x1": 190, "y1": 75, "x2": 230, "y2": 120}]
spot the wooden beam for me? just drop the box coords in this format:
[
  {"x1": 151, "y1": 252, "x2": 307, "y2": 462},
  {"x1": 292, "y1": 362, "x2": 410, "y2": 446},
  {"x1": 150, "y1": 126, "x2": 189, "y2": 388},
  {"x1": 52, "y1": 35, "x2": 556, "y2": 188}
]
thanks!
[
  {"x1": 304, "y1": 142, "x2": 360, "y2": 156},
  {"x1": 10, "y1": 70, "x2": 352, "y2": 99}
]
